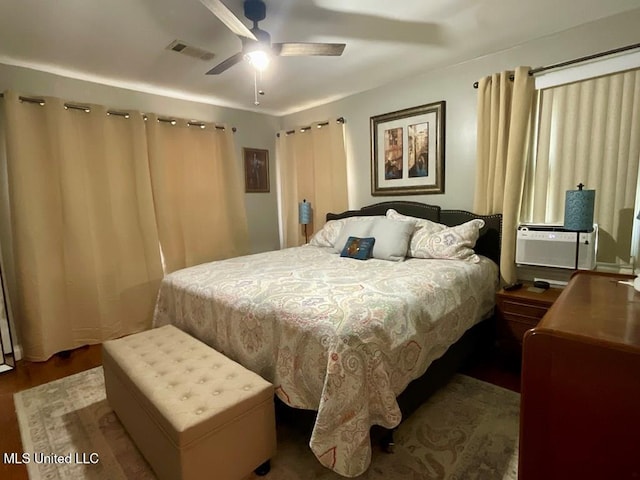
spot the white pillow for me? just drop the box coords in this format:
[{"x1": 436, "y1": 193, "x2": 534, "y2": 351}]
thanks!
[
  {"x1": 368, "y1": 218, "x2": 414, "y2": 261},
  {"x1": 418, "y1": 219, "x2": 485, "y2": 262},
  {"x1": 333, "y1": 218, "x2": 377, "y2": 253},
  {"x1": 386, "y1": 208, "x2": 447, "y2": 258},
  {"x1": 333, "y1": 217, "x2": 414, "y2": 261}
]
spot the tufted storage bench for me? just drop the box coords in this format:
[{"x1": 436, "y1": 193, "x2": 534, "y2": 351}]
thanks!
[{"x1": 102, "y1": 324, "x2": 276, "y2": 480}]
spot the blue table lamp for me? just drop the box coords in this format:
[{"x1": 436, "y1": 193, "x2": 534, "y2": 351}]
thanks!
[
  {"x1": 564, "y1": 183, "x2": 595, "y2": 270},
  {"x1": 298, "y1": 199, "x2": 312, "y2": 243}
]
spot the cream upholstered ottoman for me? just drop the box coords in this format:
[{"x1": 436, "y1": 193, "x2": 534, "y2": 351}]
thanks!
[{"x1": 102, "y1": 325, "x2": 276, "y2": 480}]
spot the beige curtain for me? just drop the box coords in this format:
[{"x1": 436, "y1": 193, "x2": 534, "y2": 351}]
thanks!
[
  {"x1": 1, "y1": 91, "x2": 163, "y2": 361},
  {"x1": 0, "y1": 98, "x2": 17, "y2": 351},
  {"x1": 521, "y1": 69, "x2": 640, "y2": 264},
  {"x1": 474, "y1": 67, "x2": 535, "y2": 283},
  {"x1": 276, "y1": 129, "x2": 302, "y2": 247},
  {"x1": 276, "y1": 121, "x2": 348, "y2": 247},
  {"x1": 146, "y1": 116, "x2": 249, "y2": 272}
]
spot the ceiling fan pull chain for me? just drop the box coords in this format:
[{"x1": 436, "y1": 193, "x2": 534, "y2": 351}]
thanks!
[
  {"x1": 258, "y1": 71, "x2": 265, "y2": 97},
  {"x1": 254, "y1": 71, "x2": 258, "y2": 105}
]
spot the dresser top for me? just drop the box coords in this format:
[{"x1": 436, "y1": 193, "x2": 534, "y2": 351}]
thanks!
[{"x1": 537, "y1": 271, "x2": 640, "y2": 350}]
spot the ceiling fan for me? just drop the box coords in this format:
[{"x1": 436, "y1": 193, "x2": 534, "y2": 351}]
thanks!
[{"x1": 199, "y1": 0, "x2": 346, "y2": 75}]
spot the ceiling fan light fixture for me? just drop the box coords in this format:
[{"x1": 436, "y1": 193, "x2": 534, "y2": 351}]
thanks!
[{"x1": 245, "y1": 49, "x2": 271, "y2": 72}]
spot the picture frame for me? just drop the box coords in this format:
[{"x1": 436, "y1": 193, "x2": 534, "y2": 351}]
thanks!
[
  {"x1": 243, "y1": 147, "x2": 270, "y2": 193},
  {"x1": 370, "y1": 101, "x2": 445, "y2": 196}
]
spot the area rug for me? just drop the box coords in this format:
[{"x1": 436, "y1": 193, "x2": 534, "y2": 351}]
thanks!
[{"x1": 14, "y1": 367, "x2": 519, "y2": 479}]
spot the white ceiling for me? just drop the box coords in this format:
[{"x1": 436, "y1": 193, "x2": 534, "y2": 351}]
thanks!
[{"x1": 0, "y1": 0, "x2": 638, "y2": 116}]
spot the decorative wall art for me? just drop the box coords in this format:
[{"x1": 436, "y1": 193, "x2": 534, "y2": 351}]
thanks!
[
  {"x1": 243, "y1": 147, "x2": 270, "y2": 193},
  {"x1": 370, "y1": 101, "x2": 445, "y2": 195}
]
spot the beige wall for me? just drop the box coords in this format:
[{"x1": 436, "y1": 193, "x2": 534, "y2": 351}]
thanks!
[
  {"x1": 0, "y1": 63, "x2": 282, "y2": 254},
  {"x1": 282, "y1": 8, "x2": 640, "y2": 213}
]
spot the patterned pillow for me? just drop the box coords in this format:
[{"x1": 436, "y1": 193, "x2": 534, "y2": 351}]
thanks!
[
  {"x1": 340, "y1": 237, "x2": 376, "y2": 260},
  {"x1": 309, "y1": 219, "x2": 346, "y2": 247},
  {"x1": 310, "y1": 216, "x2": 384, "y2": 248},
  {"x1": 418, "y1": 219, "x2": 485, "y2": 262},
  {"x1": 386, "y1": 208, "x2": 447, "y2": 258}
]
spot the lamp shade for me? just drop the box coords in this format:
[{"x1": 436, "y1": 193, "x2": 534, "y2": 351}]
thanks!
[
  {"x1": 564, "y1": 184, "x2": 595, "y2": 231},
  {"x1": 298, "y1": 200, "x2": 312, "y2": 225}
]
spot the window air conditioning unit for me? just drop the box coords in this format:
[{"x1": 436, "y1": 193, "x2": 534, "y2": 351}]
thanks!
[{"x1": 516, "y1": 224, "x2": 598, "y2": 270}]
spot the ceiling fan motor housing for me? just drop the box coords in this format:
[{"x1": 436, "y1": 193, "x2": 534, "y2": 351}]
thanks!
[
  {"x1": 244, "y1": 0, "x2": 266, "y2": 23},
  {"x1": 241, "y1": 27, "x2": 271, "y2": 50}
]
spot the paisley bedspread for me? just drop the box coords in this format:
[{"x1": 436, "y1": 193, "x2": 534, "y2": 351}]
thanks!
[{"x1": 153, "y1": 245, "x2": 498, "y2": 477}]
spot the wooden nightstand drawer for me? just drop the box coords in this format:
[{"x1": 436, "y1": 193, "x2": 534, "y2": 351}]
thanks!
[
  {"x1": 498, "y1": 315, "x2": 537, "y2": 345},
  {"x1": 501, "y1": 311, "x2": 541, "y2": 327},
  {"x1": 500, "y1": 299, "x2": 549, "y2": 320},
  {"x1": 495, "y1": 284, "x2": 563, "y2": 364}
]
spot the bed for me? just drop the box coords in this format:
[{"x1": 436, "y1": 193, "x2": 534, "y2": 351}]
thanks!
[{"x1": 153, "y1": 201, "x2": 502, "y2": 477}]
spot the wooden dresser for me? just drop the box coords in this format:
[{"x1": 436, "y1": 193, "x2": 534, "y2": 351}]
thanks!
[{"x1": 519, "y1": 271, "x2": 640, "y2": 480}]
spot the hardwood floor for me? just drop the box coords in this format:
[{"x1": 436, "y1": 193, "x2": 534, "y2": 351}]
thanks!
[{"x1": 0, "y1": 343, "x2": 519, "y2": 480}]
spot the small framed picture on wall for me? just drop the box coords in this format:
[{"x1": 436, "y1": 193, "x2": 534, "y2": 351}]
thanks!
[{"x1": 243, "y1": 148, "x2": 270, "y2": 193}]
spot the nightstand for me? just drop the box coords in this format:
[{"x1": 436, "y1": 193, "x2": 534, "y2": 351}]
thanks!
[{"x1": 495, "y1": 283, "x2": 562, "y2": 363}]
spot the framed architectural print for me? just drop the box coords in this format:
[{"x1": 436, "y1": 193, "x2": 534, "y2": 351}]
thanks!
[
  {"x1": 370, "y1": 101, "x2": 445, "y2": 195},
  {"x1": 243, "y1": 147, "x2": 270, "y2": 193}
]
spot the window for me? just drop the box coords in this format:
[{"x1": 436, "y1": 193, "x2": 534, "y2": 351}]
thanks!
[{"x1": 521, "y1": 65, "x2": 640, "y2": 266}]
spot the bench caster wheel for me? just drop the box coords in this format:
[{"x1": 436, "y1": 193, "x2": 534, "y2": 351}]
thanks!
[{"x1": 255, "y1": 460, "x2": 271, "y2": 476}]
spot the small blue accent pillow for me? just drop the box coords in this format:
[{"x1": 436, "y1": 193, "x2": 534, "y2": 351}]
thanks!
[{"x1": 340, "y1": 236, "x2": 376, "y2": 260}]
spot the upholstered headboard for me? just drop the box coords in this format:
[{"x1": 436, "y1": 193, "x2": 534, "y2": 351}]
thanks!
[{"x1": 326, "y1": 201, "x2": 502, "y2": 265}]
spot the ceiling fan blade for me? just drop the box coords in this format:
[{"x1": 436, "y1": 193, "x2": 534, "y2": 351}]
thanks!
[
  {"x1": 206, "y1": 51, "x2": 245, "y2": 75},
  {"x1": 198, "y1": 0, "x2": 257, "y2": 41},
  {"x1": 272, "y1": 43, "x2": 346, "y2": 57}
]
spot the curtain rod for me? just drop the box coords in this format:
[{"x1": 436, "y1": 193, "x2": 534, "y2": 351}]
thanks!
[
  {"x1": 472, "y1": 41, "x2": 640, "y2": 88},
  {"x1": 276, "y1": 117, "x2": 345, "y2": 137},
  {"x1": 0, "y1": 93, "x2": 236, "y2": 132}
]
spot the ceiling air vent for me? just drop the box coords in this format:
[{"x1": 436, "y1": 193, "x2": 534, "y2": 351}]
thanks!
[{"x1": 166, "y1": 40, "x2": 215, "y2": 61}]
